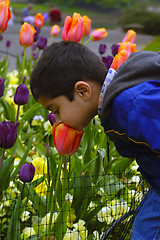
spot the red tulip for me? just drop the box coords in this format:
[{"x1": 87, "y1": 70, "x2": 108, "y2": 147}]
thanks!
[
  {"x1": 62, "y1": 13, "x2": 84, "y2": 42},
  {"x1": 0, "y1": 1, "x2": 11, "y2": 34},
  {"x1": 121, "y1": 29, "x2": 136, "y2": 44},
  {"x1": 19, "y1": 23, "x2": 36, "y2": 47},
  {"x1": 34, "y1": 13, "x2": 44, "y2": 29},
  {"x1": 50, "y1": 24, "x2": 60, "y2": 37},
  {"x1": 82, "y1": 15, "x2": 91, "y2": 37},
  {"x1": 52, "y1": 123, "x2": 84, "y2": 155},
  {"x1": 89, "y1": 28, "x2": 108, "y2": 41}
]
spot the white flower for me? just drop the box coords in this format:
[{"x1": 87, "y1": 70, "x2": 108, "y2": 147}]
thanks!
[
  {"x1": 97, "y1": 206, "x2": 113, "y2": 224},
  {"x1": 63, "y1": 228, "x2": 80, "y2": 240},
  {"x1": 21, "y1": 227, "x2": 35, "y2": 239},
  {"x1": 21, "y1": 211, "x2": 30, "y2": 222},
  {"x1": 65, "y1": 193, "x2": 73, "y2": 203},
  {"x1": 73, "y1": 220, "x2": 88, "y2": 239}
]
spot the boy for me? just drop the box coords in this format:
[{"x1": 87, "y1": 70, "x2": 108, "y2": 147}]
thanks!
[{"x1": 30, "y1": 41, "x2": 160, "y2": 239}]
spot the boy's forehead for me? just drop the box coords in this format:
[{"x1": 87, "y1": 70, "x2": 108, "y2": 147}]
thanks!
[{"x1": 38, "y1": 95, "x2": 57, "y2": 110}]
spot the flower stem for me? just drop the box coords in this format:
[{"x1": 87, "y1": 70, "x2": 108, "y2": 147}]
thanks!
[
  {"x1": 0, "y1": 149, "x2": 5, "y2": 172},
  {"x1": 84, "y1": 37, "x2": 92, "y2": 46},
  {"x1": 21, "y1": 47, "x2": 27, "y2": 83},
  {"x1": 47, "y1": 156, "x2": 50, "y2": 187},
  {"x1": 15, "y1": 105, "x2": 20, "y2": 124},
  {"x1": 21, "y1": 182, "x2": 25, "y2": 199}
]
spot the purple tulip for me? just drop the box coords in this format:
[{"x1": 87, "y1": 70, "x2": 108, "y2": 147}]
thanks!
[
  {"x1": 0, "y1": 121, "x2": 19, "y2": 149},
  {"x1": 34, "y1": 26, "x2": 41, "y2": 42},
  {"x1": 99, "y1": 44, "x2": 107, "y2": 55},
  {"x1": 37, "y1": 36, "x2": 47, "y2": 50},
  {"x1": 48, "y1": 113, "x2": 56, "y2": 126},
  {"x1": 19, "y1": 163, "x2": 35, "y2": 182},
  {"x1": 31, "y1": 43, "x2": 37, "y2": 51},
  {"x1": 14, "y1": 84, "x2": 29, "y2": 105},
  {"x1": 111, "y1": 44, "x2": 120, "y2": 56},
  {"x1": 32, "y1": 52, "x2": 38, "y2": 60},
  {"x1": 102, "y1": 55, "x2": 113, "y2": 69},
  {"x1": 0, "y1": 78, "x2": 5, "y2": 97},
  {"x1": 6, "y1": 40, "x2": 11, "y2": 47}
]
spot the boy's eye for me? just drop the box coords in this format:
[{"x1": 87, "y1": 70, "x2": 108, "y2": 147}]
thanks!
[{"x1": 54, "y1": 110, "x2": 59, "y2": 115}]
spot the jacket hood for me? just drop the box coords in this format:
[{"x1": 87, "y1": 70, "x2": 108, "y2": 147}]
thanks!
[{"x1": 100, "y1": 51, "x2": 160, "y2": 122}]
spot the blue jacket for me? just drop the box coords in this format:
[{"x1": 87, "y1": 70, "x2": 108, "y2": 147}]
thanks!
[{"x1": 100, "y1": 51, "x2": 160, "y2": 191}]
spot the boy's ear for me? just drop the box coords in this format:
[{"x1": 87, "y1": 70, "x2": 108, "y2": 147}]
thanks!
[{"x1": 74, "y1": 81, "x2": 92, "y2": 100}]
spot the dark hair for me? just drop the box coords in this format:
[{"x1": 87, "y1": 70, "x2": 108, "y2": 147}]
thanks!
[{"x1": 30, "y1": 41, "x2": 107, "y2": 101}]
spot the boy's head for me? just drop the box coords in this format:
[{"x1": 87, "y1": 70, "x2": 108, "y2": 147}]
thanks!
[{"x1": 30, "y1": 41, "x2": 107, "y2": 130}]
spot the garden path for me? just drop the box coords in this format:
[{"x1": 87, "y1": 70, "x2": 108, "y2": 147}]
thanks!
[{"x1": 0, "y1": 23, "x2": 155, "y2": 72}]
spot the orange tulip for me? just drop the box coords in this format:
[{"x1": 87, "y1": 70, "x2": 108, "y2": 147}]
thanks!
[
  {"x1": 0, "y1": 1, "x2": 11, "y2": 33},
  {"x1": 62, "y1": 12, "x2": 84, "y2": 42},
  {"x1": 82, "y1": 15, "x2": 91, "y2": 37},
  {"x1": 0, "y1": 0, "x2": 10, "y2": 7},
  {"x1": 50, "y1": 24, "x2": 60, "y2": 37},
  {"x1": 89, "y1": 28, "x2": 108, "y2": 41},
  {"x1": 110, "y1": 50, "x2": 129, "y2": 70},
  {"x1": 19, "y1": 22, "x2": 36, "y2": 47},
  {"x1": 52, "y1": 123, "x2": 84, "y2": 156},
  {"x1": 121, "y1": 29, "x2": 136, "y2": 44},
  {"x1": 118, "y1": 42, "x2": 137, "y2": 54},
  {"x1": 34, "y1": 13, "x2": 44, "y2": 29}
]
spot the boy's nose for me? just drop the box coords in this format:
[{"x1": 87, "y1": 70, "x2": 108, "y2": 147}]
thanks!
[{"x1": 55, "y1": 116, "x2": 62, "y2": 125}]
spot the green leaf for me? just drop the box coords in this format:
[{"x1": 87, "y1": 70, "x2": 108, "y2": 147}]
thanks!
[
  {"x1": 111, "y1": 157, "x2": 134, "y2": 175},
  {"x1": 0, "y1": 156, "x2": 14, "y2": 191},
  {"x1": 0, "y1": 98, "x2": 15, "y2": 121},
  {"x1": 0, "y1": 156, "x2": 14, "y2": 180},
  {"x1": 26, "y1": 183, "x2": 46, "y2": 218},
  {"x1": 51, "y1": 201, "x2": 70, "y2": 240},
  {"x1": 71, "y1": 172, "x2": 92, "y2": 218},
  {"x1": 7, "y1": 194, "x2": 21, "y2": 240},
  {"x1": 21, "y1": 103, "x2": 42, "y2": 122},
  {"x1": 11, "y1": 137, "x2": 33, "y2": 178}
]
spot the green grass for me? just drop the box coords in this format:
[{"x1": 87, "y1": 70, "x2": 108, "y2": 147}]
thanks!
[{"x1": 143, "y1": 35, "x2": 160, "y2": 52}]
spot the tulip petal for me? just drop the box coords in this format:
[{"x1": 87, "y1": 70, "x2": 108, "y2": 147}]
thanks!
[{"x1": 52, "y1": 123, "x2": 84, "y2": 155}]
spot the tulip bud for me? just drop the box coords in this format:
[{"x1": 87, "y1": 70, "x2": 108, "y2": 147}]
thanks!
[
  {"x1": 0, "y1": 121, "x2": 19, "y2": 149},
  {"x1": 37, "y1": 36, "x2": 47, "y2": 50},
  {"x1": 62, "y1": 13, "x2": 84, "y2": 42},
  {"x1": 121, "y1": 29, "x2": 136, "y2": 44},
  {"x1": 33, "y1": 26, "x2": 40, "y2": 42},
  {"x1": 110, "y1": 50, "x2": 129, "y2": 70},
  {"x1": 0, "y1": 1, "x2": 11, "y2": 34},
  {"x1": 82, "y1": 15, "x2": 91, "y2": 37},
  {"x1": 19, "y1": 23, "x2": 36, "y2": 47},
  {"x1": 34, "y1": 13, "x2": 44, "y2": 29},
  {"x1": 99, "y1": 44, "x2": 107, "y2": 55},
  {"x1": 19, "y1": 163, "x2": 35, "y2": 182},
  {"x1": 50, "y1": 24, "x2": 60, "y2": 37},
  {"x1": 90, "y1": 28, "x2": 108, "y2": 41},
  {"x1": 14, "y1": 84, "x2": 29, "y2": 105},
  {"x1": 102, "y1": 55, "x2": 113, "y2": 69},
  {"x1": 52, "y1": 123, "x2": 84, "y2": 156},
  {"x1": 0, "y1": 78, "x2": 5, "y2": 97},
  {"x1": 45, "y1": 143, "x2": 51, "y2": 158},
  {"x1": 6, "y1": 40, "x2": 11, "y2": 47},
  {"x1": 48, "y1": 113, "x2": 56, "y2": 126},
  {"x1": 111, "y1": 44, "x2": 120, "y2": 56}
]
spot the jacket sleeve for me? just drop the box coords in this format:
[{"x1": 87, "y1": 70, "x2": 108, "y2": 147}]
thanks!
[{"x1": 112, "y1": 80, "x2": 160, "y2": 153}]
